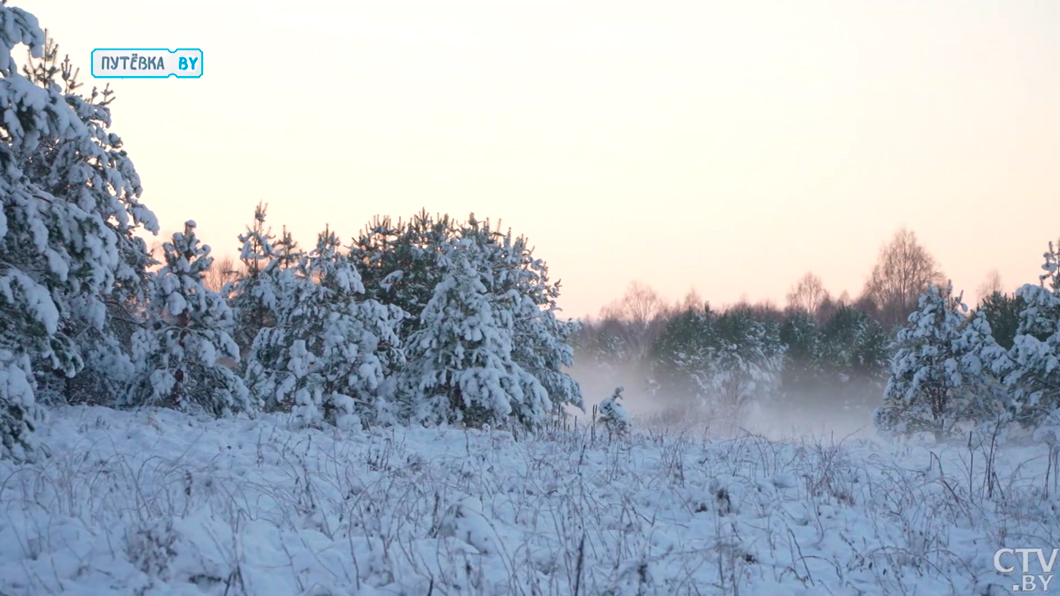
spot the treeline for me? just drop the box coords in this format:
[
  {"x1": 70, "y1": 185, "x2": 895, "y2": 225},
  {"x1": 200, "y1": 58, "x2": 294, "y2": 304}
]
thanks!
[
  {"x1": 573, "y1": 282, "x2": 891, "y2": 430},
  {"x1": 573, "y1": 229, "x2": 1051, "y2": 440},
  {"x1": 0, "y1": 11, "x2": 580, "y2": 462}
]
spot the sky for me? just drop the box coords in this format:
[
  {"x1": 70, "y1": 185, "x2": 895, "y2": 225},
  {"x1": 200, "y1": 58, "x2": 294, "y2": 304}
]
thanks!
[{"x1": 16, "y1": 0, "x2": 1060, "y2": 318}]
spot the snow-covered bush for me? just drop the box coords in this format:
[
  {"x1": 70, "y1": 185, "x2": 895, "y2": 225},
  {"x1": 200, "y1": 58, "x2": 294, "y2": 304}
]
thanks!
[
  {"x1": 597, "y1": 387, "x2": 631, "y2": 439},
  {"x1": 127, "y1": 222, "x2": 253, "y2": 416},
  {"x1": 875, "y1": 284, "x2": 1005, "y2": 441}
]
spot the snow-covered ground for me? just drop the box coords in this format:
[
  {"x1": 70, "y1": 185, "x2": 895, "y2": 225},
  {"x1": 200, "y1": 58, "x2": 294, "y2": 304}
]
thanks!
[{"x1": 2, "y1": 407, "x2": 1058, "y2": 595}]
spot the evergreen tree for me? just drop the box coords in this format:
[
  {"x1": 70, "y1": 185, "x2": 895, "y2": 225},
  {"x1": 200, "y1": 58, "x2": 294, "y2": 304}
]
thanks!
[
  {"x1": 405, "y1": 245, "x2": 547, "y2": 427},
  {"x1": 458, "y1": 215, "x2": 583, "y2": 414},
  {"x1": 875, "y1": 284, "x2": 1003, "y2": 441},
  {"x1": 226, "y1": 202, "x2": 294, "y2": 357},
  {"x1": 709, "y1": 307, "x2": 785, "y2": 419},
  {"x1": 817, "y1": 305, "x2": 890, "y2": 407},
  {"x1": 976, "y1": 291, "x2": 1025, "y2": 350},
  {"x1": 649, "y1": 306, "x2": 717, "y2": 406},
  {"x1": 1, "y1": 7, "x2": 156, "y2": 460},
  {"x1": 350, "y1": 211, "x2": 582, "y2": 422},
  {"x1": 127, "y1": 222, "x2": 252, "y2": 416},
  {"x1": 20, "y1": 34, "x2": 158, "y2": 407},
  {"x1": 349, "y1": 210, "x2": 456, "y2": 339},
  {"x1": 778, "y1": 309, "x2": 821, "y2": 396},
  {"x1": 249, "y1": 228, "x2": 404, "y2": 428},
  {"x1": 1004, "y1": 241, "x2": 1060, "y2": 425},
  {"x1": 649, "y1": 306, "x2": 783, "y2": 424}
]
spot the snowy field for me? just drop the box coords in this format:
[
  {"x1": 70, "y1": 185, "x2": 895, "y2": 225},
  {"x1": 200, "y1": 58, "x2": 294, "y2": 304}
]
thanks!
[{"x1": 2, "y1": 407, "x2": 1058, "y2": 595}]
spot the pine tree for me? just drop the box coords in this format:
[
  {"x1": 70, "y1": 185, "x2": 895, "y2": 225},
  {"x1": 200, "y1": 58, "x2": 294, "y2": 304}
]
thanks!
[
  {"x1": 405, "y1": 246, "x2": 543, "y2": 427},
  {"x1": 226, "y1": 202, "x2": 289, "y2": 357},
  {"x1": 458, "y1": 215, "x2": 583, "y2": 416},
  {"x1": 649, "y1": 306, "x2": 783, "y2": 425},
  {"x1": 817, "y1": 305, "x2": 890, "y2": 407},
  {"x1": 779, "y1": 309, "x2": 821, "y2": 397},
  {"x1": 350, "y1": 211, "x2": 582, "y2": 425},
  {"x1": 976, "y1": 291, "x2": 1024, "y2": 350},
  {"x1": 650, "y1": 306, "x2": 717, "y2": 406},
  {"x1": 1005, "y1": 240, "x2": 1060, "y2": 425},
  {"x1": 250, "y1": 228, "x2": 404, "y2": 428},
  {"x1": 1, "y1": 7, "x2": 155, "y2": 460},
  {"x1": 349, "y1": 210, "x2": 456, "y2": 340},
  {"x1": 709, "y1": 307, "x2": 785, "y2": 421},
  {"x1": 127, "y1": 222, "x2": 253, "y2": 416},
  {"x1": 21, "y1": 38, "x2": 158, "y2": 406},
  {"x1": 875, "y1": 284, "x2": 1003, "y2": 441}
]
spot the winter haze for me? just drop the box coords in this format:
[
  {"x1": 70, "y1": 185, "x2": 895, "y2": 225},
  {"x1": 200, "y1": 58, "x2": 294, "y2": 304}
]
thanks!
[
  {"x1": 16, "y1": 0, "x2": 1060, "y2": 317},
  {"x1": 5, "y1": 2, "x2": 1060, "y2": 595}
]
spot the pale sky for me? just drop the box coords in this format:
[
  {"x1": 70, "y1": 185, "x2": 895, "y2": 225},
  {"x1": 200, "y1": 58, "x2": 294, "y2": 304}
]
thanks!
[{"x1": 17, "y1": 0, "x2": 1060, "y2": 318}]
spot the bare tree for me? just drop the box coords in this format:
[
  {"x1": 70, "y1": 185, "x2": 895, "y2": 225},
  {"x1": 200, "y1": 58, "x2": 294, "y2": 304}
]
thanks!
[
  {"x1": 204, "y1": 254, "x2": 242, "y2": 294},
  {"x1": 677, "y1": 287, "x2": 705, "y2": 313},
  {"x1": 786, "y1": 272, "x2": 829, "y2": 314},
  {"x1": 862, "y1": 227, "x2": 945, "y2": 329},
  {"x1": 601, "y1": 281, "x2": 665, "y2": 328},
  {"x1": 599, "y1": 281, "x2": 667, "y2": 361},
  {"x1": 976, "y1": 269, "x2": 1004, "y2": 302}
]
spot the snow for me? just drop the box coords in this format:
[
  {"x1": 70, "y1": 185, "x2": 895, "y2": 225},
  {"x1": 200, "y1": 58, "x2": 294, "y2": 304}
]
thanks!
[{"x1": 1, "y1": 405, "x2": 1055, "y2": 595}]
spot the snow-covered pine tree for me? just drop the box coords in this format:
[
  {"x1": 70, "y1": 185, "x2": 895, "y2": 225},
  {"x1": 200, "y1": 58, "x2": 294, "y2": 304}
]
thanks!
[
  {"x1": 349, "y1": 210, "x2": 457, "y2": 340},
  {"x1": 458, "y1": 215, "x2": 583, "y2": 419},
  {"x1": 404, "y1": 243, "x2": 542, "y2": 428},
  {"x1": 1005, "y1": 240, "x2": 1060, "y2": 426},
  {"x1": 816, "y1": 305, "x2": 890, "y2": 407},
  {"x1": 708, "y1": 307, "x2": 785, "y2": 423},
  {"x1": 650, "y1": 305, "x2": 718, "y2": 408},
  {"x1": 127, "y1": 222, "x2": 253, "y2": 416},
  {"x1": 875, "y1": 283, "x2": 1004, "y2": 441},
  {"x1": 226, "y1": 202, "x2": 287, "y2": 357},
  {"x1": 20, "y1": 33, "x2": 158, "y2": 406},
  {"x1": 779, "y1": 309, "x2": 821, "y2": 397},
  {"x1": 1, "y1": 6, "x2": 157, "y2": 460},
  {"x1": 976, "y1": 291, "x2": 1024, "y2": 350},
  {"x1": 597, "y1": 387, "x2": 631, "y2": 439},
  {"x1": 253, "y1": 227, "x2": 404, "y2": 428}
]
